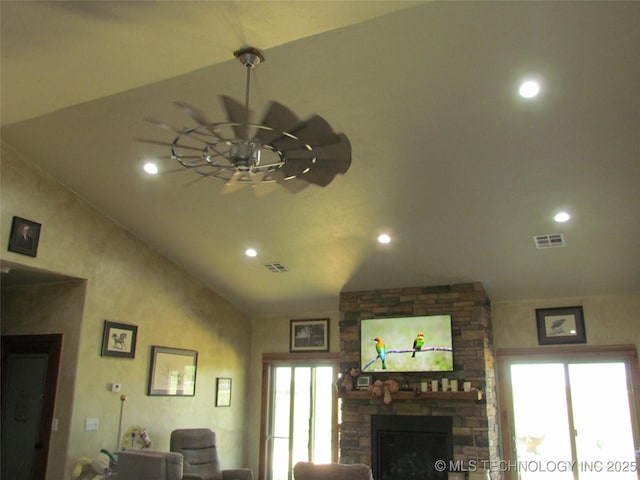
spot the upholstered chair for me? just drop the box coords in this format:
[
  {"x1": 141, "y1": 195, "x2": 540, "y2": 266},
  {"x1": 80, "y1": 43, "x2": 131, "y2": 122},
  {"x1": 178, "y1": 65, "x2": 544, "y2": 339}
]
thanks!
[
  {"x1": 117, "y1": 449, "x2": 184, "y2": 480},
  {"x1": 170, "y1": 428, "x2": 253, "y2": 480},
  {"x1": 293, "y1": 461, "x2": 374, "y2": 480}
]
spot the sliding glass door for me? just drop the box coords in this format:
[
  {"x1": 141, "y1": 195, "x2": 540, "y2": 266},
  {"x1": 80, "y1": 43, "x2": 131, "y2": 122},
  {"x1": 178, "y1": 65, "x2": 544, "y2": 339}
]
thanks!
[
  {"x1": 503, "y1": 351, "x2": 639, "y2": 480},
  {"x1": 263, "y1": 362, "x2": 337, "y2": 480}
]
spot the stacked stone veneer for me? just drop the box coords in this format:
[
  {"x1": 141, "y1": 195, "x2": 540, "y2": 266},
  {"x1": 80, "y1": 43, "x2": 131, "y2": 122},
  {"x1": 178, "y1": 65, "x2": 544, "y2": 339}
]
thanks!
[{"x1": 338, "y1": 282, "x2": 501, "y2": 477}]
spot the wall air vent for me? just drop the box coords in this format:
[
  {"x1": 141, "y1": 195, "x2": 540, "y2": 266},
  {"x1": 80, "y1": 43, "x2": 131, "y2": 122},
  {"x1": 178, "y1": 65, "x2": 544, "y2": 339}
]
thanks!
[
  {"x1": 533, "y1": 234, "x2": 566, "y2": 249},
  {"x1": 264, "y1": 262, "x2": 288, "y2": 273}
]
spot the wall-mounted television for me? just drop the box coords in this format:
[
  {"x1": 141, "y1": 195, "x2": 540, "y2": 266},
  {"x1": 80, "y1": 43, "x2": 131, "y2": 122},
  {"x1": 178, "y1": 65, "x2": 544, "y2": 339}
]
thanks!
[{"x1": 360, "y1": 315, "x2": 453, "y2": 373}]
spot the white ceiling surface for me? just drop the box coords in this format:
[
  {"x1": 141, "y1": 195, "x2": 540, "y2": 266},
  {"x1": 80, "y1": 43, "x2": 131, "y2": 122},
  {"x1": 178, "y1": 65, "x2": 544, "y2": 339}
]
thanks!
[{"x1": 1, "y1": 1, "x2": 639, "y2": 316}]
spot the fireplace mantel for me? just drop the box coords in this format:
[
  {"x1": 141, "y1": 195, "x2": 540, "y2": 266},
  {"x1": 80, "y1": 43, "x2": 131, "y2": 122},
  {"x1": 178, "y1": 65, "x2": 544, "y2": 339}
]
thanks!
[{"x1": 338, "y1": 389, "x2": 484, "y2": 401}]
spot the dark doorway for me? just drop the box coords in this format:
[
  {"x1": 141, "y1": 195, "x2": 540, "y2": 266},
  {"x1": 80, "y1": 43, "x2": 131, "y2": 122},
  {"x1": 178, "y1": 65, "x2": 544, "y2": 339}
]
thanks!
[{"x1": 1, "y1": 334, "x2": 62, "y2": 480}]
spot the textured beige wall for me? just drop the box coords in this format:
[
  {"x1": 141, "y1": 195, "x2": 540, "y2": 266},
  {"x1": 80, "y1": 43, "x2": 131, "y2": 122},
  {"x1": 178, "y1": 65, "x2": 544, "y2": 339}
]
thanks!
[
  {"x1": 1, "y1": 149, "x2": 252, "y2": 479},
  {"x1": 492, "y1": 293, "x2": 640, "y2": 349}
]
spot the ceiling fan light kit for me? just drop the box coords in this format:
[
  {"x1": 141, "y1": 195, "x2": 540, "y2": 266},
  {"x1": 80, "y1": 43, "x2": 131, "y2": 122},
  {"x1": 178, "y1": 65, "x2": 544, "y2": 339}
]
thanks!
[{"x1": 148, "y1": 47, "x2": 351, "y2": 194}]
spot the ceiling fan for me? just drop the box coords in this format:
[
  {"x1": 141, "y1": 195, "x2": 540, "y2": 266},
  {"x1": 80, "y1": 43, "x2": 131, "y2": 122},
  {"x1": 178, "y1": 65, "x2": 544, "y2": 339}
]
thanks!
[{"x1": 146, "y1": 47, "x2": 351, "y2": 194}]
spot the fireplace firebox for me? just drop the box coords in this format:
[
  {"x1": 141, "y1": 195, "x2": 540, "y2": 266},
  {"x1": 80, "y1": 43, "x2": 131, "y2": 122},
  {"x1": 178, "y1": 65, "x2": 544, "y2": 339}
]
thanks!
[{"x1": 371, "y1": 415, "x2": 453, "y2": 480}]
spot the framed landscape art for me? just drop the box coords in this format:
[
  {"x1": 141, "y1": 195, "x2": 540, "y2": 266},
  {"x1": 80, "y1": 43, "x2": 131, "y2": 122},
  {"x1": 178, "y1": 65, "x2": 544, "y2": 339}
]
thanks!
[
  {"x1": 290, "y1": 318, "x2": 329, "y2": 352},
  {"x1": 148, "y1": 346, "x2": 198, "y2": 396}
]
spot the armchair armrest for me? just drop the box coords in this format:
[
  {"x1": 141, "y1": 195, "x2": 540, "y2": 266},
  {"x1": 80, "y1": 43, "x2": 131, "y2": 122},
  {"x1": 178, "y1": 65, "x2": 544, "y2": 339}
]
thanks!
[
  {"x1": 182, "y1": 474, "x2": 204, "y2": 480},
  {"x1": 117, "y1": 449, "x2": 183, "y2": 480},
  {"x1": 222, "y1": 468, "x2": 254, "y2": 480}
]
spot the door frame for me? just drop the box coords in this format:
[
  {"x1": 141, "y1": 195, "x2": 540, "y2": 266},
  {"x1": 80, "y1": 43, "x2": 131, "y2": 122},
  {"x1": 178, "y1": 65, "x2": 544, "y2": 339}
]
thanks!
[
  {"x1": 1, "y1": 333, "x2": 63, "y2": 480},
  {"x1": 497, "y1": 344, "x2": 640, "y2": 480},
  {"x1": 259, "y1": 352, "x2": 340, "y2": 480}
]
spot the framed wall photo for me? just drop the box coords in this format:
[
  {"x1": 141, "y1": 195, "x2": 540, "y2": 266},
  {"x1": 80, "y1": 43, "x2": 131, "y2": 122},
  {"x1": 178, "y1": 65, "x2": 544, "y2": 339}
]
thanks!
[
  {"x1": 536, "y1": 306, "x2": 586, "y2": 345},
  {"x1": 215, "y1": 377, "x2": 232, "y2": 407},
  {"x1": 8, "y1": 216, "x2": 41, "y2": 257},
  {"x1": 148, "y1": 346, "x2": 198, "y2": 396},
  {"x1": 290, "y1": 318, "x2": 330, "y2": 352},
  {"x1": 101, "y1": 320, "x2": 138, "y2": 358}
]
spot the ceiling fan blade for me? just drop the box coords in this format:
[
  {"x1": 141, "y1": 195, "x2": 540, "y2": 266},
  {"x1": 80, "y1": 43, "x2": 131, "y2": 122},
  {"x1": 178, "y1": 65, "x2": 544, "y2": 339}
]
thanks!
[
  {"x1": 269, "y1": 135, "x2": 305, "y2": 154},
  {"x1": 251, "y1": 181, "x2": 280, "y2": 197},
  {"x1": 280, "y1": 177, "x2": 311, "y2": 193},
  {"x1": 176, "y1": 158, "x2": 213, "y2": 169},
  {"x1": 280, "y1": 157, "x2": 340, "y2": 187},
  {"x1": 219, "y1": 171, "x2": 248, "y2": 195},
  {"x1": 284, "y1": 134, "x2": 351, "y2": 174},
  {"x1": 297, "y1": 169, "x2": 337, "y2": 187},
  {"x1": 254, "y1": 102, "x2": 300, "y2": 145},
  {"x1": 288, "y1": 115, "x2": 339, "y2": 147},
  {"x1": 219, "y1": 95, "x2": 251, "y2": 139},
  {"x1": 145, "y1": 117, "x2": 183, "y2": 134},
  {"x1": 267, "y1": 170, "x2": 310, "y2": 193},
  {"x1": 182, "y1": 171, "x2": 217, "y2": 187},
  {"x1": 281, "y1": 161, "x2": 335, "y2": 186},
  {"x1": 157, "y1": 166, "x2": 194, "y2": 175},
  {"x1": 267, "y1": 115, "x2": 339, "y2": 153},
  {"x1": 249, "y1": 170, "x2": 267, "y2": 185},
  {"x1": 173, "y1": 101, "x2": 212, "y2": 126},
  {"x1": 136, "y1": 138, "x2": 204, "y2": 152}
]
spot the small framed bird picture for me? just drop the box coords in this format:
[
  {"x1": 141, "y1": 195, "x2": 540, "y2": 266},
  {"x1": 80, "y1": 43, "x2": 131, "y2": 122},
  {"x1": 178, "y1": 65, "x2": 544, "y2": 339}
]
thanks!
[
  {"x1": 101, "y1": 320, "x2": 138, "y2": 358},
  {"x1": 535, "y1": 306, "x2": 586, "y2": 345}
]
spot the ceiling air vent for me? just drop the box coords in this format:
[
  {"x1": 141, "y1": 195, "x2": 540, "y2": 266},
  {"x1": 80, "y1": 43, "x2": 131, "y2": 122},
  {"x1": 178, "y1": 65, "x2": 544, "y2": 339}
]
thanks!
[
  {"x1": 533, "y1": 234, "x2": 566, "y2": 249},
  {"x1": 264, "y1": 262, "x2": 288, "y2": 273}
]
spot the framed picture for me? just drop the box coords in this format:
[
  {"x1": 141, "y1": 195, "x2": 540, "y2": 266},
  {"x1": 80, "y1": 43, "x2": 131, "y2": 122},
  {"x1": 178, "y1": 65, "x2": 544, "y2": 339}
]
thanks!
[
  {"x1": 101, "y1": 320, "x2": 138, "y2": 358},
  {"x1": 7, "y1": 216, "x2": 41, "y2": 257},
  {"x1": 215, "y1": 377, "x2": 232, "y2": 407},
  {"x1": 536, "y1": 306, "x2": 586, "y2": 345},
  {"x1": 290, "y1": 318, "x2": 330, "y2": 352},
  {"x1": 356, "y1": 375, "x2": 371, "y2": 390},
  {"x1": 148, "y1": 346, "x2": 198, "y2": 396}
]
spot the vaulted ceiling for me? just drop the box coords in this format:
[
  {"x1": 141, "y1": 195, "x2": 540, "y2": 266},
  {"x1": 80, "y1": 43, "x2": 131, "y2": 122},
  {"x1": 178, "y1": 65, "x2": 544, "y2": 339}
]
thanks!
[{"x1": 2, "y1": 1, "x2": 639, "y2": 315}]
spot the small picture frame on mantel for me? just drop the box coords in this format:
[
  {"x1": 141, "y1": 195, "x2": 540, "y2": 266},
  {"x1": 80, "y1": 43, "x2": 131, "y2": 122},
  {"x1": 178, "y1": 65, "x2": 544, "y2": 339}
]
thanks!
[{"x1": 536, "y1": 306, "x2": 586, "y2": 345}]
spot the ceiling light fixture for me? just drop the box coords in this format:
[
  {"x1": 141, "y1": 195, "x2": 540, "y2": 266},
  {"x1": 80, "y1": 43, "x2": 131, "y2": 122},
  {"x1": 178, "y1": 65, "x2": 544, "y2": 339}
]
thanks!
[
  {"x1": 144, "y1": 47, "x2": 351, "y2": 194},
  {"x1": 143, "y1": 162, "x2": 159, "y2": 175},
  {"x1": 377, "y1": 233, "x2": 391, "y2": 244},
  {"x1": 519, "y1": 79, "x2": 541, "y2": 99},
  {"x1": 554, "y1": 211, "x2": 571, "y2": 223},
  {"x1": 245, "y1": 248, "x2": 258, "y2": 257}
]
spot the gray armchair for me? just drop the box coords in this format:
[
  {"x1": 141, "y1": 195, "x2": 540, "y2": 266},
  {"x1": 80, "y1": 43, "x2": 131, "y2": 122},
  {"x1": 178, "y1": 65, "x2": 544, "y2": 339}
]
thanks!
[
  {"x1": 117, "y1": 449, "x2": 184, "y2": 480},
  {"x1": 293, "y1": 461, "x2": 373, "y2": 480},
  {"x1": 170, "y1": 428, "x2": 253, "y2": 480}
]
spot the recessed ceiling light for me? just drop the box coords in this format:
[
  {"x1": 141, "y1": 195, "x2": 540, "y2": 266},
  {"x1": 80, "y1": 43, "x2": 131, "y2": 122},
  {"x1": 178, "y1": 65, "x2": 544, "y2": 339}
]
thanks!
[
  {"x1": 377, "y1": 234, "x2": 391, "y2": 244},
  {"x1": 519, "y1": 80, "x2": 541, "y2": 99},
  {"x1": 245, "y1": 248, "x2": 257, "y2": 257},
  {"x1": 143, "y1": 162, "x2": 159, "y2": 175},
  {"x1": 554, "y1": 211, "x2": 571, "y2": 223}
]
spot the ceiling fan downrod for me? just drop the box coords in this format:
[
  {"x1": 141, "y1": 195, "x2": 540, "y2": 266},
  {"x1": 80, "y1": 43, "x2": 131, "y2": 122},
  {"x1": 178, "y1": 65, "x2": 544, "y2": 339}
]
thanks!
[{"x1": 234, "y1": 47, "x2": 265, "y2": 142}]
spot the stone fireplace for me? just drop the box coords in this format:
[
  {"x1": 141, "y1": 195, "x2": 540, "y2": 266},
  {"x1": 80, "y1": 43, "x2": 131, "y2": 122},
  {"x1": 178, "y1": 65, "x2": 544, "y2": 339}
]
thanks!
[
  {"x1": 372, "y1": 414, "x2": 453, "y2": 480},
  {"x1": 338, "y1": 282, "x2": 501, "y2": 478}
]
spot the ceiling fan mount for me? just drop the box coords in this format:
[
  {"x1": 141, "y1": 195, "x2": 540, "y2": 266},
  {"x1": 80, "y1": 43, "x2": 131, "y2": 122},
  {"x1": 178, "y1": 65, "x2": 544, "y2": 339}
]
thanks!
[
  {"x1": 233, "y1": 46, "x2": 265, "y2": 69},
  {"x1": 144, "y1": 46, "x2": 351, "y2": 194}
]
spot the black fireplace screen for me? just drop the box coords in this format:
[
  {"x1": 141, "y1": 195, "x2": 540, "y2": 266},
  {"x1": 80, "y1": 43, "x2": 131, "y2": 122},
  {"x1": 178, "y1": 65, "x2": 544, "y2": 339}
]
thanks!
[{"x1": 371, "y1": 415, "x2": 453, "y2": 480}]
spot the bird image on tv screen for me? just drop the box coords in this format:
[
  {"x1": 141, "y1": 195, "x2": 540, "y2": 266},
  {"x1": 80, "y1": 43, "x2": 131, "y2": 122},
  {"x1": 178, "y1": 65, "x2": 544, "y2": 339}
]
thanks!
[{"x1": 360, "y1": 315, "x2": 453, "y2": 373}]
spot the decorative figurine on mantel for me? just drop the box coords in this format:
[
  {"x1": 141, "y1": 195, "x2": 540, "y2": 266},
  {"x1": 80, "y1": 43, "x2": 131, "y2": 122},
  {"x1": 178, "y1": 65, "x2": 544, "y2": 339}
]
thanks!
[
  {"x1": 368, "y1": 378, "x2": 400, "y2": 404},
  {"x1": 335, "y1": 367, "x2": 361, "y2": 392}
]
